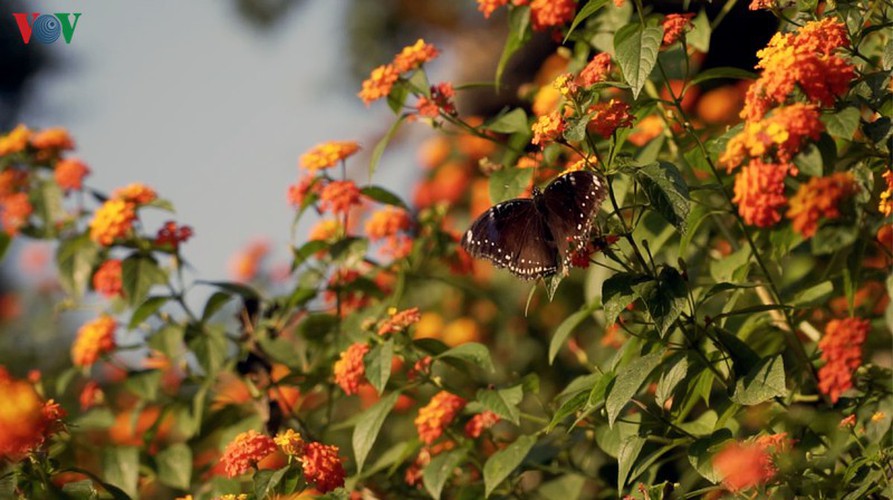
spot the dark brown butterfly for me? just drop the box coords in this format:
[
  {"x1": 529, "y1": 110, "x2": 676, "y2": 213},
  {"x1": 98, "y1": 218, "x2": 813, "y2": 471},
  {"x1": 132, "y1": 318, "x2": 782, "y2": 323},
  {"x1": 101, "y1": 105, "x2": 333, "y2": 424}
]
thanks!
[{"x1": 461, "y1": 170, "x2": 607, "y2": 280}]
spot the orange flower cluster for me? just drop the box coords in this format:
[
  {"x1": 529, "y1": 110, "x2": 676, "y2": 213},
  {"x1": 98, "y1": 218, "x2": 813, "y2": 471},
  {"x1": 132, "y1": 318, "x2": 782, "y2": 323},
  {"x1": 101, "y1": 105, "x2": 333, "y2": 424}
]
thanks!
[
  {"x1": 475, "y1": 0, "x2": 528, "y2": 18},
  {"x1": 712, "y1": 433, "x2": 790, "y2": 492},
  {"x1": 273, "y1": 428, "x2": 305, "y2": 457},
  {"x1": 333, "y1": 342, "x2": 370, "y2": 395},
  {"x1": 79, "y1": 380, "x2": 103, "y2": 411},
  {"x1": 113, "y1": 183, "x2": 157, "y2": 205},
  {"x1": 309, "y1": 219, "x2": 342, "y2": 243},
  {"x1": 154, "y1": 220, "x2": 193, "y2": 250},
  {"x1": 71, "y1": 315, "x2": 117, "y2": 367},
  {"x1": 30, "y1": 127, "x2": 74, "y2": 151},
  {"x1": 588, "y1": 99, "x2": 634, "y2": 138},
  {"x1": 221, "y1": 430, "x2": 278, "y2": 477},
  {"x1": 0, "y1": 368, "x2": 65, "y2": 461},
  {"x1": 229, "y1": 239, "x2": 270, "y2": 282},
  {"x1": 415, "y1": 390, "x2": 466, "y2": 444},
  {"x1": 787, "y1": 172, "x2": 856, "y2": 237},
  {"x1": 732, "y1": 160, "x2": 789, "y2": 227},
  {"x1": 89, "y1": 199, "x2": 136, "y2": 245},
  {"x1": 301, "y1": 442, "x2": 346, "y2": 493},
  {"x1": 416, "y1": 82, "x2": 456, "y2": 118},
  {"x1": 532, "y1": 111, "x2": 565, "y2": 147},
  {"x1": 578, "y1": 53, "x2": 612, "y2": 87},
  {"x1": 465, "y1": 410, "x2": 500, "y2": 438},
  {"x1": 287, "y1": 174, "x2": 318, "y2": 208},
  {"x1": 54, "y1": 158, "x2": 91, "y2": 192},
  {"x1": 818, "y1": 317, "x2": 869, "y2": 403},
  {"x1": 359, "y1": 39, "x2": 439, "y2": 105},
  {"x1": 720, "y1": 103, "x2": 823, "y2": 170},
  {"x1": 0, "y1": 192, "x2": 32, "y2": 236},
  {"x1": 879, "y1": 169, "x2": 893, "y2": 216},
  {"x1": 378, "y1": 307, "x2": 421, "y2": 335},
  {"x1": 365, "y1": 206, "x2": 413, "y2": 258},
  {"x1": 743, "y1": 18, "x2": 853, "y2": 121},
  {"x1": 319, "y1": 180, "x2": 363, "y2": 214},
  {"x1": 530, "y1": 0, "x2": 576, "y2": 31},
  {"x1": 299, "y1": 141, "x2": 360, "y2": 172},
  {"x1": 0, "y1": 125, "x2": 30, "y2": 156},
  {"x1": 92, "y1": 259, "x2": 123, "y2": 298},
  {"x1": 661, "y1": 13, "x2": 695, "y2": 46}
]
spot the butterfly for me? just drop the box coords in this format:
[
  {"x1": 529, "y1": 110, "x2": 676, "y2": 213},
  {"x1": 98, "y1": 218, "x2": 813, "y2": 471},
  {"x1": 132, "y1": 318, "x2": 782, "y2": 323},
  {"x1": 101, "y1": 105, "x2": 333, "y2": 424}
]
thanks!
[{"x1": 461, "y1": 170, "x2": 607, "y2": 280}]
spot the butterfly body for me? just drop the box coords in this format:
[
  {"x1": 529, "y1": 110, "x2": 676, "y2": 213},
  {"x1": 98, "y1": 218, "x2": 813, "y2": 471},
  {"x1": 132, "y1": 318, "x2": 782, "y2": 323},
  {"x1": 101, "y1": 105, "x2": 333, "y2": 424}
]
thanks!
[{"x1": 461, "y1": 170, "x2": 607, "y2": 280}]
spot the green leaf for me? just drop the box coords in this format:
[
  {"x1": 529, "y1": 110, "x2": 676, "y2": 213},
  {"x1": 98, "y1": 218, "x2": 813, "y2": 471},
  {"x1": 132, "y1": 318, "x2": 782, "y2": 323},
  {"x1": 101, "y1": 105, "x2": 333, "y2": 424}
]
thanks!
[
  {"x1": 793, "y1": 143, "x2": 824, "y2": 177},
  {"x1": 60, "y1": 479, "x2": 98, "y2": 498},
  {"x1": 365, "y1": 339, "x2": 394, "y2": 395},
  {"x1": 63, "y1": 467, "x2": 131, "y2": 500},
  {"x1": 102, "y1": 447, "x2": 139, "y2": 498},
  {"x1": 547, "y1": 389, "x2": 589, "y2": 433},
  {"x1": 201, "y1": 291, "x2": 233, "y2": 322},
  {"x1": 496, "y1": 6, "x2": 531, "y2": 88},
  {"x1": 710, "y1": 245, "x2": 750, "y2": 283},
  {"x1": 477, "y1": 385, "x2": 523, "y2": 425},
  {"x1": 483, "y1": 108, "x2": 529, "y2": 134},
  {"x1": 631, "y1": 267, "x2": 688, "y2": 337},
  {"x1": 821, "y1": 107, "x2": 861, "y2": 140},
  {"x1": 121, "y1": 254, "x2": 168, "y2": 307},
  {"x1": 689, "y1": 66, "x2": 757, "y2": 87},
  {"x1": 564, "y1": 0, "x2": 610, "y2": 41},
  {"x1": 128, "y1": 296, "x2": 169, "y2": 329},
  {"x1": 655, "y1": 356, "x2": 688, "y2": 408},
  {"x1": 606, "y1": 348, "x2": 665, "y2": 427},
  {"x1": 688, "y1": 429, "x2": 732, "y2": 482},
  {"x1": 437, "y1": 342, "x2": 495, "y2": 373},
  {"x1": 637, "y1": 161, "x2": 690, "y2": 231},
  {"x1": 483, "y1": 434, "x2": 537, "y2": 497},
  {"x1": 490, "y1": 167, "x2": 534, "y2": 203},
  {"x1": 124, "y1": 370, "x2": 161, "y2": 401},
  {"x1": 680, "y1": 205, "x2": 717, "y2": 257},
  {"x1": 617, "y1": 435, "x2": 646, "y2": 489},
  {"x1": 549, "y1": 305, "x2": 595, "y2": 364},
  {"x1": 602, "y1": 272, "x2": 649, "y2": 326},
  {"x1": 0, "y1": 233, "x2": 10, "y2": 262},
  {"x1": 253, "y1": 467, "x2": 288, "y2": 499},
  {"x1": 687, "y1": 10, "x2": 711, "y2": 53},
  {"x1": 731, "y1": 355, "x2": 786, "y2": 405},
  {"x1": 196, "y1": 280, "x2": 261, "y2": 300},
  {"x1": 537, "y1": 474, "x2": 586, "y2": 500},
  {"x1": 56, "y1": 234, "x2": 100, "y2": 298},
  {"x1": 423, "y1": 448, "x2": 467, "y2": 500},
  {"x1": 354, "y1": 391, "x2": 400, "y2": 473},
  {"x1": 292, "y1": 239, "x2": 328, "y2": 269},
  {"x1": 156, "y1": 443, "x2": 192, "y2": 489},
  {"x1": 811, "y1": 224, "x2": 858, "y2": 255},
  {"x1": 614, "y1": 24, "x2": 663, "y2": 99},
  {"x1": 188, "y1": 328, "x2": 228, "y2": 375},
  {"x1": 361, "y1": 185, "x2": 408, "y2": 209},
  {"x1": 791, "y1": 280, "x2": 833, "y2": 307},
  {"x1": 370, "y1": 114, "x2": 408, "y2": 178}
]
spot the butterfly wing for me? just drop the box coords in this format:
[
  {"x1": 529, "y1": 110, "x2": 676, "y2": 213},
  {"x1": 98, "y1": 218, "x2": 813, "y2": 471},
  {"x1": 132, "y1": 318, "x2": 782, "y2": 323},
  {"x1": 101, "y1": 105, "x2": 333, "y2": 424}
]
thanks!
[
  {"x1": 539, "y1": 171, "x2": 607, "y2": 273},
  {"x1": 461, "y1": 199, "x2": 559, "y2": 280}
]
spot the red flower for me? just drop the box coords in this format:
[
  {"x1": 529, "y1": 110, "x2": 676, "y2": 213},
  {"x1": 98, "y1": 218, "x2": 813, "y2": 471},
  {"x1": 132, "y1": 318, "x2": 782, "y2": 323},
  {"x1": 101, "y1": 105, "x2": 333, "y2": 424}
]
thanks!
[
  {"x1": 787, "y1": 172, "x2": 856, "y2": 238},
  {"x1": 530, "y1": 0, "x2": 576, "y2": 31},
  {"x1": 588, "y1": 99, "x2": 634, "y2": 138},
  {"x1": 414, "y1": 391, "x2": 466, "y2": 444},
  {"x1": 465, "y1": 410, "x2": 501, "y2": 438},
  {"x1": 712, "y1": 434, "x2": 788, "y2": 492},
  {"x1": 333, "y1": 342, "x2": 370, "y2": 395},
  {"x1": 301, "y1": 442, "x2": 346, "y2": 493},
  {"x1": 732, "y1": 159, "x2": 789, "y2": 228},
  {"x1": 319, "y1": 180, "x2": 363, "y2": 214},
  {"x1": 578, "y1": 53, "x2": 612, "y2": 86},
  {"x1": 154, "y1": 221, "x2": 193, "y2": 250},
  {"x1": 220, "y1": 430, "x2": 277, "y2": 478},
  {"x1": 818, "y1": 317, "x2": 869, "y2": 403},
  {"x1": 662, "y1": 13, "x2": 695, "y2": 46},
  {"x1": 92, "y1": 259, "x2": 123, "y2": 298},
  {"x1": 54, "y1": 158, "x2": 90, "y2": 192}
]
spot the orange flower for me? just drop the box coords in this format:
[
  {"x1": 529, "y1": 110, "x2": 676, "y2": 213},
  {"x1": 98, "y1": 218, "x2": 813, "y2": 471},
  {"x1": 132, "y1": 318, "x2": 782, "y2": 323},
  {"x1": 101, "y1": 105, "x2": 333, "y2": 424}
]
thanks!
[
  {"x1": 0, "y1": 168, "x2": 28, "y2": 198},
  {"x1": 531, "y1": 111, "x2": 565, "y2": 147},
  {"x1": 229, "y1": 239, "x2": 270, "y2": 282},
  {"x1": 720, "y1": 103, "x2": 823, "y2": 171},
  {"x1": 839, "y1": 414, "x2": 857, "y2": 428},
  {"x1": 113, "y1": 183, "x2": 157, "y2": 205},
  {"x1": 696, "y1": 85, "x2": 745, "y2": 125},
  {"x1": 154, "y1": 220, "x2": 193, "y2": 250},
  {"x1": 301, "y1": 442, "x2": 346, "y2": 493},
  {"x1": 588, "y1": 99, "x2": 634, "y2": 138},
  {"x1": 732, "y1": 159, "x2": 789, "y2": 228},
  {"x1": 476, "y1": 0, "x2": 510, "y2": 18},
  {"x1": 71, "y1": 315, "x2": 117, "y2": 367},
  {"x1": 742, "y1": 19, "x2": 853, "y2": 121},
  {"x1": 309, "y1": 219, "x2": 342, "y2": 243},
  {"x1": 442, "y1": 317, "x2": 482, "y2": 346},
  {"x1": 319, "y1": 180, "x2": 363, "y2": 214},
  {"x1": 465, "y1": 410, "x2": 501, "y2": 438},
  {"x1": 30, "y1": 127, "x2": 74, "y2": 151},
  {"x1": 333, "y1": 342, "x2": 370, "y2": 395},
  {"x1": 359, "y1": 64, "x2": 400, "y2": 105},
  {"x1": 414, "y1": 390, "x2": 466, "y2": 444},
  {"x1": 378, "y1": 307, "x2": 421, "y2": 335},
  {"x1": 712, "y1": 434, "x2": 787, "y2": 492},
  {"x1": 627, "y1": 114, "x2": 665, "y2": 146},
  {"x1": 221, "y1": 430, "x2": 278, "y2": 477},
  {"x1": 365, "y1": 206, "x2": 411, "y2": 240},
  {"x1": 300, "y1": 141, "x2": 360, "y2": 172},
  {"x1": 0, "y1": 368, "x2": 61, "y2": 460},
  {"x1": 392, "y1": 39, "x2": 439, "y2": 74},
  {"x1": 416, "y1": 82, "x2": 456, "y2": 118},
  {"x1": 324, "y1": 269, "x2": 370, "y2": 316},
  {"x1": 89, "y1": 199, "x2": 136, "y2": 245},
  {"x1": 54, "y1": 158, "x2": 91, "y2": 192},
  {"x1": 818, "y1": 317, "x2": 869, "y2": 403},
  {"x1": 0, "y1": 192, "x2": 32, "y2": 236},
  {"x1": 273, "y1": 429, "x2": 305, "y2": 457},
  {"x1": 662, "y1": 13, "x2": 695, "y2": 46},
  {"x1": 287, "y1": 174, "x2": 319, "y2": 208},
  {"x1": 878, "y1": 169, "x2": 893, "y2": 216},
  {"x1": 578, "y1": 53, "x2": 612, "y2": 87},
  {"x1": 787, "y1": 172, "x2": 856, "y2": 238},
  {"x1": 530, "y1": 0, "x2": 576, "y2": 31},
  {"x1": 0, "y1": 125, "x2": 31, "y2": 156},
  {"x1": 79, "y1": 381, "x2": 104, "y2": 411},
  {"x1": 92, "y1": 259, "x2": 123, "y2": 298}
]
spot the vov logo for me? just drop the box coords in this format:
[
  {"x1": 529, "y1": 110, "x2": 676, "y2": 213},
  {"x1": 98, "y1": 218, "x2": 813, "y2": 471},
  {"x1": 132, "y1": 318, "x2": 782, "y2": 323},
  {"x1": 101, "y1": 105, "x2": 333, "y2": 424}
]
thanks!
[{"x1": 12, "y1": 13, "x2": 81, "y2": 44}]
